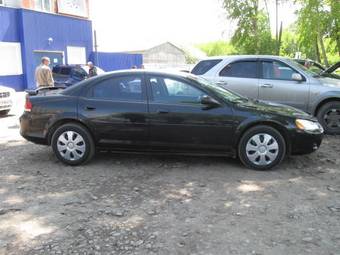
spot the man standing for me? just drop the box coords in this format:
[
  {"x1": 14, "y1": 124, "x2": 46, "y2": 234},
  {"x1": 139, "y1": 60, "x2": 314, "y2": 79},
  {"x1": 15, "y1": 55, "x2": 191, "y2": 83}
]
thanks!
[
  {"x1": 88, "y1": 61, "x2": 97, "y2": 77},
  {"x1": 35, "y1": 57, "x2": 54, "y2": 88}
]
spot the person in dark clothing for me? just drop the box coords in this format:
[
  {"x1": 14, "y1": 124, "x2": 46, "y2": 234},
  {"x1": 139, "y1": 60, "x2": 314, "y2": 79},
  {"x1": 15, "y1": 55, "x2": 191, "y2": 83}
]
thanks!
[{"x1": 87, "y1": 61, "x2": 98, "y2": 77}]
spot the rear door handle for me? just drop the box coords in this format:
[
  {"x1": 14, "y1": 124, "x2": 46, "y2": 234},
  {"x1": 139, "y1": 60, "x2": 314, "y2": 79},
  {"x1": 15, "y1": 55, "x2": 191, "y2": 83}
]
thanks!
[
  {"x1": 261, "y1": 84, "x2": 273, "y2": 88},
  {"x1": 85, "y1": 106, "x2": 96, "y2": 111}
]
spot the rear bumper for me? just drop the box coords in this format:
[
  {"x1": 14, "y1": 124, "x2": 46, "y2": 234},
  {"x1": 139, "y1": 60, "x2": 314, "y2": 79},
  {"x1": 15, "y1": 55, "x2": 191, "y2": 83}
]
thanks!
[
  {"x1": 20, "y1": 113, "x2": 48, "y2": 145},
  {"x1": 290, "y1": 131, "x2": 323, "y2": 155}
]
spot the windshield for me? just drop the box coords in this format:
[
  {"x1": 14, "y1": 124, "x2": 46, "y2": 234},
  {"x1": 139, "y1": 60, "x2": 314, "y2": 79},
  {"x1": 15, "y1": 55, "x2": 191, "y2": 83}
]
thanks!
[
  {"x1": 287, "y1": 59, "x2": 319, "y2": 77},
  {"x1": 189, "y1": 75, "x2": 247, "y2": 103}
]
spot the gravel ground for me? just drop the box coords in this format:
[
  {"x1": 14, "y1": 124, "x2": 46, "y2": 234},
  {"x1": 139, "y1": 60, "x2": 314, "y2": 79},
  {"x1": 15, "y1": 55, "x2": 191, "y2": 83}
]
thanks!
[{"x1": 0, "y1": 94, "x2": 339, "y2": 255}]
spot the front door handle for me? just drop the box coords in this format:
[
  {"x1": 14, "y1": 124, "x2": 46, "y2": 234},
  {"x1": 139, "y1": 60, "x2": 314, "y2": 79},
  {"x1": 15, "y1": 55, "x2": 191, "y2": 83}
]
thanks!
[
  {"x1": 216, "y1": 80, "x2": 228, "y2": 85},
  {"x1": 85, "y1": 106, "x2": 96, "y2": 111},
  {"x1": 261, "y1": 84, "x2": 273, "y2": 88},
  {"x1": 157, "y1": 110, "x2": 169, "y2": 114}
]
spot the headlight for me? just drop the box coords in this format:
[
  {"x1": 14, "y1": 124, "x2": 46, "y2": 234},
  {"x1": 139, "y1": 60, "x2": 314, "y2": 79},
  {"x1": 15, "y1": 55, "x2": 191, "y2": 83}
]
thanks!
[{"x1": 296, "y1": 119, "x2": 324, "y2": 133}]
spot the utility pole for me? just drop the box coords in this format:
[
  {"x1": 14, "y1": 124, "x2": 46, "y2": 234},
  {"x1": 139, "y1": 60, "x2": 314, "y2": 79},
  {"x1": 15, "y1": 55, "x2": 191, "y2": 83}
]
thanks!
[
  {"x1": 276, "y1": 0, "x2": 279, "y2": 55},
  {"x1": 94, "y1": 29, "x2": 99, "y2": 66}
]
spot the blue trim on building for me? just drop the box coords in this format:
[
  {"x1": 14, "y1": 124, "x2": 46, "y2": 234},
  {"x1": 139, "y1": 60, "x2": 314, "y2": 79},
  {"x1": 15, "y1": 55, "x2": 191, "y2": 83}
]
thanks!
[
  {"x1": 0, "y1": 6, "x2": 144, "y2": 91},
  {"x1": 0, "y1": 6, "x2": 21, "y2": 42},
  {"x1": 0, "y1": 6, "x2": 93, "y2": 91},
  {"x1": 90, "y1": 52, "x2": 143, "y2": 71},
  {"x1": 0, "y1": 75, "x2": 24, "y2": 91}
]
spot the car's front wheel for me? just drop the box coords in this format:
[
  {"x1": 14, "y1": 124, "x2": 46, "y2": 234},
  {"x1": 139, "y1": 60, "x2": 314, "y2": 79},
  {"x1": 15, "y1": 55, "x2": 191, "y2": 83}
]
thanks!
[
  {"x1": 316, "y1": 101, "x2": 340, "y2": 135},
  {"x1": 238, "y1": 125, "x2": 286, "y2": 170},
  {"x1": 51, "y1": 123, "x2": 95, "y2": 165}
]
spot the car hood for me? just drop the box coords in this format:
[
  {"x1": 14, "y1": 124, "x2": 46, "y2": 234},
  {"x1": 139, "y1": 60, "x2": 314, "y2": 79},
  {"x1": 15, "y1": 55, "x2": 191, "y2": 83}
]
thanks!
[
  {"x1": 236, "y1": 99, "x2": 313, "y2": 119},
  {"x1": 316, "y1": 77, "x2": 340, "y2": 87}
]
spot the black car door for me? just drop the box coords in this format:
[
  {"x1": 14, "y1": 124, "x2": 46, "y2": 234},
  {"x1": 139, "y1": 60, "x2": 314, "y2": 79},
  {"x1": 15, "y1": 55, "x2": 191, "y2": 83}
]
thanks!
[
  {"x1": 78, "y1": 74, "x2": 148, "y2": 150},
  {"x1": 146, "y1": 74, "x2": 234, "y2": 153}
]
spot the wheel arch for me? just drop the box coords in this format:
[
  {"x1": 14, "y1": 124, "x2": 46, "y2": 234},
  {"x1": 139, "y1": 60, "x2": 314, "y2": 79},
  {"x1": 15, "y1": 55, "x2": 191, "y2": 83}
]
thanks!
[
  {"x1": 234, "y1": 120, "x2": 291, "y2": 156},
  {"x1": 313, "y1": 97, "x2": 340, "y2": 116},
  {"x1": 47, "y1": 118, "x2": 95, "y2": 145}
]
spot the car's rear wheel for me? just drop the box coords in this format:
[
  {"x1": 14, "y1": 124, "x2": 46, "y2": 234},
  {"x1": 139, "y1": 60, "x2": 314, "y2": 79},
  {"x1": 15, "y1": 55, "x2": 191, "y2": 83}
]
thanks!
[
  {"x1": 51, "y1": 123, "x2": 95, "y2": 165},
  {"x1": 316, "y1": 101, "x2": 340, "y2": 135},
  {"x1": 0, "y1": 110, "x2": 10, "y2": 116},
  {"x1": 238, "y1": 125, "x2": 286, "y2": 170}
]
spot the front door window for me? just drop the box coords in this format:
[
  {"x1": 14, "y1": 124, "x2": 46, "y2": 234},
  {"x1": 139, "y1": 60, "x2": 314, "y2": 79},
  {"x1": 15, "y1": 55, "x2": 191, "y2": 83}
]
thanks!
[{"x1": 149, "y1": 77, "x2": 204, "y2": 104}]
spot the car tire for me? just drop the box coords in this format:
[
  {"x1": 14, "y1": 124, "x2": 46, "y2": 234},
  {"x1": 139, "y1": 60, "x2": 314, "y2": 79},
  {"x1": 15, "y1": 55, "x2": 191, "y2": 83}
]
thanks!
[
  {"x1": 316, "y1": 101, "x2": 340, "y2": 135},
  {"x1": 238, "y1": 125, "x2": 286, "y2": 170},
  {"x1": 51, "y1": 123, "x2": 95, "y2": 166},
  {"x1": 0, "y1": 110, "x2": 10, "y2": 116}
]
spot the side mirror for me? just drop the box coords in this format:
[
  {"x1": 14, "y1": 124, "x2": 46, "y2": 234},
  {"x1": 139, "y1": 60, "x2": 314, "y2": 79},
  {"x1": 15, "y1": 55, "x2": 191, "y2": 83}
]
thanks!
[
  {"x1": 200, "y1": 95, "x2": 221, "y2": 108},
  {"x1": 292, "y1": 73, "x2": 303, "y2": 82}
]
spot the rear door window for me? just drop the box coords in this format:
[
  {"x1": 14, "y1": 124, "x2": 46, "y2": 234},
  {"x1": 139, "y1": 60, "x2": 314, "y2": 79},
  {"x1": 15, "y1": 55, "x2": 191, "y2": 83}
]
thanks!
[
  {"x1": 191, "y1": 59, "x2": 222, "y2": 75},
  {"x1": 219, "y1": 61, "x2": 258, "y2": 78},
  {"x1": 89, "y1": 76, "x2": 144, "y2": 102}
]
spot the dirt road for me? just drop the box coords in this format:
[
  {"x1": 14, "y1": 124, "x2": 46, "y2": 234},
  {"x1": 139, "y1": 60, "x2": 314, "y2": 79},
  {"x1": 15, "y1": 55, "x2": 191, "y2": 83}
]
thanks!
[{"x1": 0, "y1": 97, "x2": 339, "y2": 255}]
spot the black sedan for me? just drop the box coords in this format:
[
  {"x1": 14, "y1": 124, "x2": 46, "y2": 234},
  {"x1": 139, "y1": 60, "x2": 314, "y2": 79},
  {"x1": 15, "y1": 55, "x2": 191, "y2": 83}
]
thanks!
[{"x1": 20, "y1": 70, "x2": 324, "y2": 170}]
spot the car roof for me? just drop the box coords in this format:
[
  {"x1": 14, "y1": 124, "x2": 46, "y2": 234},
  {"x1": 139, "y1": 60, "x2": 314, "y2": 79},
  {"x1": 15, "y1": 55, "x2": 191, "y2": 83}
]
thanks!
[
  {"x1": 97, "y1": 69, "x2": 194, "y2": 78},
  {"x1": 61, "y1": 69, "x2": 198, "y2": 96},
  {"x1": 54, "y1": 64, "x2": 86, "y2": 68},
  {"x1": 200, "y1": 55, "x2": 291, "y2": 61}
]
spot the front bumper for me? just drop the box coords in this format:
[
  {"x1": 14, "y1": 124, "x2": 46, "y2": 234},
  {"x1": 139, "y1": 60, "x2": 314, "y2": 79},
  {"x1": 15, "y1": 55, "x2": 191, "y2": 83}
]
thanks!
[
  {"x1": 0, "y1": 98, "x2": 12, "y2": 111},
  {"x1": 290, "y1": 131, "x2": 323, "y2": 155}
]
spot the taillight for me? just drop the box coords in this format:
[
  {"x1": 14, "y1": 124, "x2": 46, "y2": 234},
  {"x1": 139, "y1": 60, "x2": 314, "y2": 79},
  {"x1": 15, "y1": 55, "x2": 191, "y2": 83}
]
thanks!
[{"x1": 24, "y1": 95, "x2": 32, "y2": 112}]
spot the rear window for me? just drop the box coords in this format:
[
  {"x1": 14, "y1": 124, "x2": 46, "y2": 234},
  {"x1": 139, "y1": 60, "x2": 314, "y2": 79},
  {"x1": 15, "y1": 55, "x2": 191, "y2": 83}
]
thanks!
[
  {"x1": 191, "y1": 59, "x2": 222, "y2": 75},
  {"x1": 52, "y1": 66, "x2": 61, "y2": 74},
  {"x1": 60, "y1": 67, "x2": 71, "y2": 75}
]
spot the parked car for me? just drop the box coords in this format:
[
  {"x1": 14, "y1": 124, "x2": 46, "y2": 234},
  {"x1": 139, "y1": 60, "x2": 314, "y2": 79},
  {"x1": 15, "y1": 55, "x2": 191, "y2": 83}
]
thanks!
[
  {"x1": 52, "y1": 64, "x2": 105, "y2": 87},
  {"x1": 320, "y1": 62, "x2": 340, "y2": 80},
  {"x1": 20, "y1": 70, "x2": 323, "y2": 170},
  {"x1": 294, "y1": 59, "x2": 340, "y2": 80},
  {"x1": 294, "y1": 59, "x2": 325, "y2": 73},
  {"x1": 192, "y1": 55, "x2": 340, "y2": 134},
  {"x1": 0, "y1": 85, "x2": 15, "y2": 116}
]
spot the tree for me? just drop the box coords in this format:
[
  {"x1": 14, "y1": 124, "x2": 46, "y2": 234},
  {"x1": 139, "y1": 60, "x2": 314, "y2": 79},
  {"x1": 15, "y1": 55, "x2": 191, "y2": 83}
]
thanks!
[
  {"x1": 280, "y1": 27, "x2": 299, "y2": 58},
  {"x1": 222, "y1": 0, "x2": 276, "y2": 54},
  {"x1": 328, "y1": 0, "x2": 340, "y2": 57},
  {"x1": 295, "y1": 0, "x2": 339, "y2": 66},
  {"x1": 198, "y1": 41, "x2": 238, "y2": 56}
]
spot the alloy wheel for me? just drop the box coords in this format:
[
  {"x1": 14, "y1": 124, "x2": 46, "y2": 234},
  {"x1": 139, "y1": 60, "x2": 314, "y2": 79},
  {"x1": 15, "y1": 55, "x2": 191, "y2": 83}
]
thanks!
[{"x1": 324, "y1": 108, "x2": 340, "y2": 128}]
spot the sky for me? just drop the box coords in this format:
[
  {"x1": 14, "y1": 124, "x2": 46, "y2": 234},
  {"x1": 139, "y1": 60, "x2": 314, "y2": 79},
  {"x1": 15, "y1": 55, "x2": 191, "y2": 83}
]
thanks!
[{"x1": 89, "y1": 0, "x2": 298, "y2": 52}]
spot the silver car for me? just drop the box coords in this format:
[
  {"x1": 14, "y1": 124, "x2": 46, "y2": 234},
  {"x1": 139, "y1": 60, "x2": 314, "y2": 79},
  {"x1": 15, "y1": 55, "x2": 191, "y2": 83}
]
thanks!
[{"x1": 192, "y1": 55, "x2": 340, "y2": 134}]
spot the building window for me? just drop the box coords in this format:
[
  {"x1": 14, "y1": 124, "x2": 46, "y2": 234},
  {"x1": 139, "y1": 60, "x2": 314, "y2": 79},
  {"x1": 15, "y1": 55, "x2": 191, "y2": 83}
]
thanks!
[
  {"x1": 67, "y1": 46, "x2": 86, "y2": 65},
  {"x1": 0, "y1": 42, "x2": 23, "y2": 76},
  {"x1": 34, "y1": 0, "x2": 52, "y2": 12},
  {"x1": 57, "y1": 0, "x2": 88, "y2": 17},
  {"x1": 0, "y1": 0, "x2": 4, "y2": 5}
]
